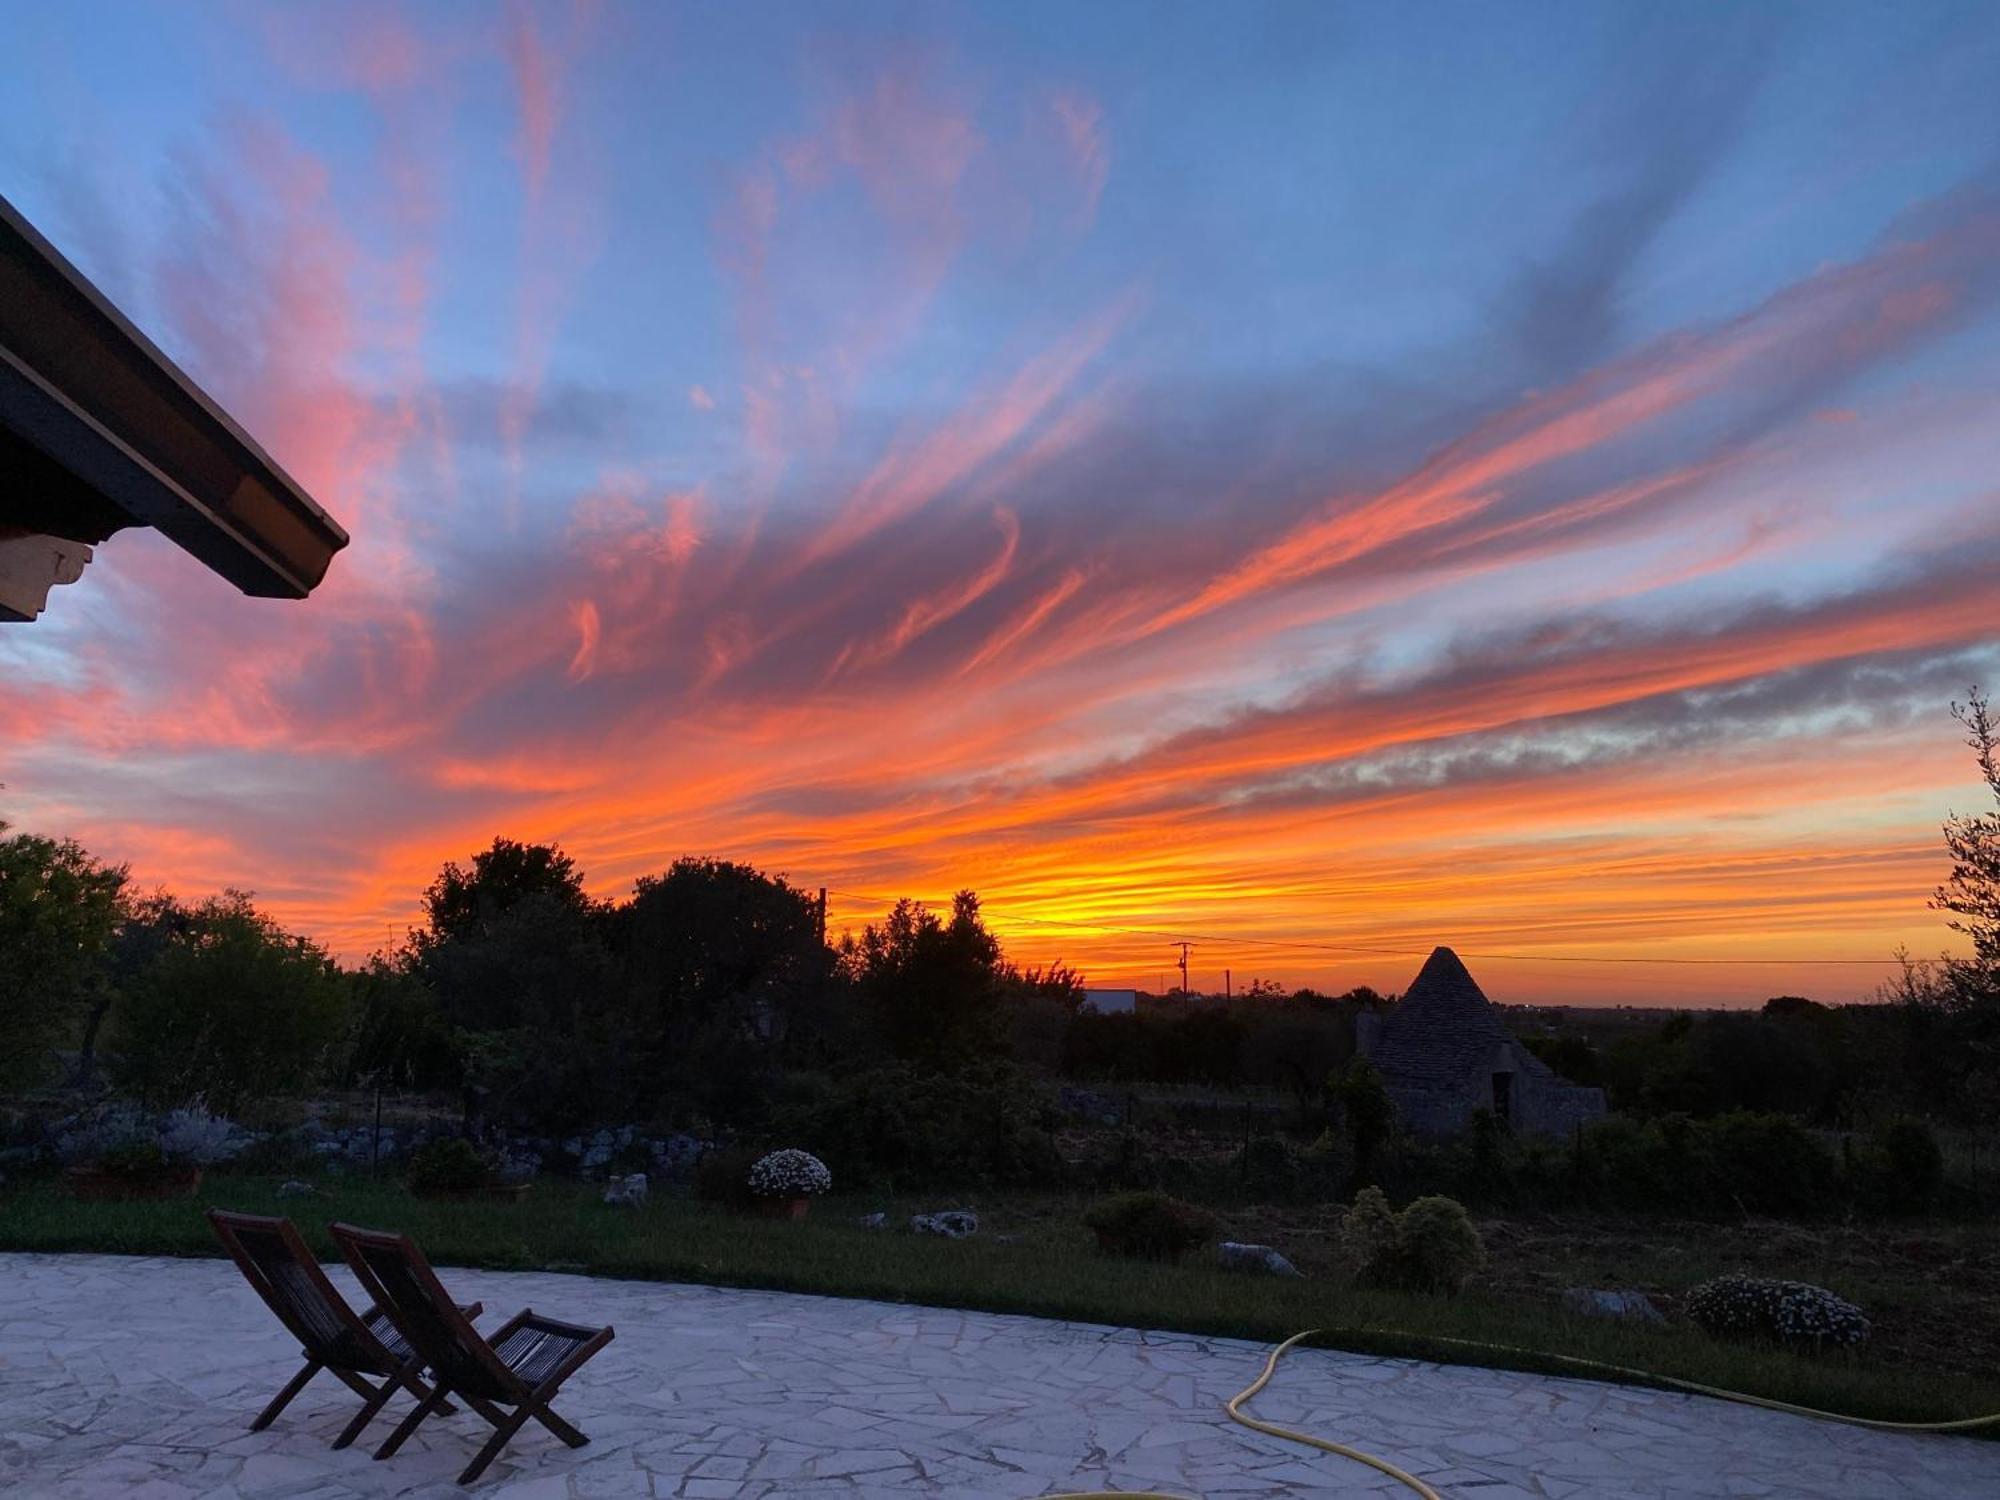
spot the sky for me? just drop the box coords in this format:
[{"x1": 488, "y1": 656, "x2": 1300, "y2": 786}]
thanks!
[{"x1": 3, "y1": 1, "x2": 1999, "y2": 1006}]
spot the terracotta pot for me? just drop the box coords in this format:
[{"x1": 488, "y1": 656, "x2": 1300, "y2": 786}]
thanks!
[
  {"x1": 754, "y1": 1196, "x2": 810, "y2": 1220},
  {"x1": 65, "y1": 1164, "x2": 203, "y2": 1202}
]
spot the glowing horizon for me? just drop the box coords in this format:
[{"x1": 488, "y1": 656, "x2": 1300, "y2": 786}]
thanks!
[{"x1": 3, "y1": 3, "x2": 1997, "y2": 1007}]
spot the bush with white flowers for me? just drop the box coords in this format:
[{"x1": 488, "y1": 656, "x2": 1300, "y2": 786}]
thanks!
[
  {"x1": 1683, "y1": 1275, "x2": 1869, "y2": 1348},
  {"x1": 747, "y1": 1148, "x2": 832, "y2": 1199}
]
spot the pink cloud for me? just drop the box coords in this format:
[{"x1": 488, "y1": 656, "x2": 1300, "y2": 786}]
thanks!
[{"x1": 1048, "y1": 90, "x2": 1108, "y2": 225}]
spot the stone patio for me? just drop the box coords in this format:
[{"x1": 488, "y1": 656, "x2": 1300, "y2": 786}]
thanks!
[{"x1": 1, "y1": 1253, "x2": 1993, "y2": 1498}]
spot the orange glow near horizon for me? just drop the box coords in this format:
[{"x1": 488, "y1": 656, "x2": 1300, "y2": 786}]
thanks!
[{"x1": 3, "y1": 7, "x2": 1999, "y2": 1007}]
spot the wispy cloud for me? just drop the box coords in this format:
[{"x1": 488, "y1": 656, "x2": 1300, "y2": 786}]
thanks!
[{"x1": 4, "y1": 11, "x2": 1998, "y2": 1001}]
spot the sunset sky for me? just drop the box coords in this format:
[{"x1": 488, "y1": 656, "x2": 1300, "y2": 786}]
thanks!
[{"x1": 3, "y1": 2, "x2": 1999, "y2": 1005}]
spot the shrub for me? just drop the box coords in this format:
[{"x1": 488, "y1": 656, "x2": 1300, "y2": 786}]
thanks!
[
  {"x1": 694, "y1": 1145, "x2": 765, "y2": 1208},
  {"x1": 1394, "y1": 1196, "x2": 1487, "y2": 1294},
  {"x1": 1093, "y1": 1131, "x2": 1159, "y2": 1191},
  {"x1": 1683, "y1": 1275, "x2": 1870, "y2": 1349},
  {"x1": 155, "y1": 1106, "x2": 253, "y2": 1165},
  {"x1": 407, "y1": 1137, "x2": 493, "y2": 1193},
  {"x1": 1333, "y1": 1059, "x2": 1394, "y2": 1182},
  {"x1": 1708, "y1": 1112, "x2": 1838, "y2": 1217},
  {"x1": 1083, "y1": 1191, "x2": 1217, "y2": 1261},
  {"x1": 97, "y1": 1141, "x2": 171, "y2": 1179},
  {"x1": 767, "y1": 1064, "x2": 1062, "y2": 1191},
  {"x1": 1857, "y1": 1117, "x2": 1944, "y2": 1215},
  {"x1": 1339, "y1": 1187, "x2": 1484, "y2": 1295},
  {"x1": 1236, "y1": 1134, "x2": 1302, "y2": 1201},
  {"x1": 1338, "y1": 1185, "x2": 1402, "y2": 1271},
  {"x1": 1298, "y1": 1126, "x2": 1353, "y2": 1200},
  {"x1": 748, "y1": 1148, "x2": 832, "y2": 1199}
]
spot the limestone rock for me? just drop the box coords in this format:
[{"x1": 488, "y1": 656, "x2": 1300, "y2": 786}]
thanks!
[
  {"x1": 1561, "y1": 1287, "x2": 1664, "y2": 1324},
  {"x1": 1217, "y1": 1241, "x2": 1301, "y2": 1277},
  {"x1": 603, "y1": 1172, "x2": 649, "y2": 1208}
]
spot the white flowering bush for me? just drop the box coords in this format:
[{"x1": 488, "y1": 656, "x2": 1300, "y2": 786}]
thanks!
[
  {"x1": 157, "y1": 1106, "x2": 254, "y2": 1165},
  {"x1": 747, "y1": 1148, "x2": 832, "y2": 1199},
  {"x1": 1684, "y1": 1275, "x2": 1870, "y2": 1348}
]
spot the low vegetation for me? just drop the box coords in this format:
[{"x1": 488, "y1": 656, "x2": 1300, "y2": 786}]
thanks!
[
  {"x1": 2, "y1": 1176, "x2": 1996, "y2": 1430},
  {"x1": 1082, "y1": 1191, "x2": 1217, "y2": 1261}
]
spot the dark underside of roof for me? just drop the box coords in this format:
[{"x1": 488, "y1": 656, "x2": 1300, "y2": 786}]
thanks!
[{"x1": 1, "y1": 193, "x2": 347, "y2": 600}]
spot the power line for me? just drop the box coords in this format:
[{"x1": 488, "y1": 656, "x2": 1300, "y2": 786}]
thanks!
[{"x1": 819, "y1": 887, "x2": 1913, "y2": 966}]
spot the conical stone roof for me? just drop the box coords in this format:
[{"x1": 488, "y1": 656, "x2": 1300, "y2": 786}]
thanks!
[{"x1": 1370, "y1": 946, "x2": 1542, "y2": 1091}]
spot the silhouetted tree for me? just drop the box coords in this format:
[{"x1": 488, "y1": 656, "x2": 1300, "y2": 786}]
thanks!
[
  {"x1": 0, "y1": 820, "x2": 128, "y2": 1086},
  {"x1": 110, "y1": 892, "x2": 348, "y2": 1111},
  {"x1": 344, "y1": 956, "x2": 458, "y2": 1091},
  {"x1": 413, "y1": 838, "x2": 591, "y2": 955},
  {"x1": 617, "y1": 858, "x2": 838, "y2": 1111},
  {"x1": 419, "y1": 888, "x2": 618, "y2": 1128},
  {"x1": 843, "y1": 891, "x2": 1009, "y2": 1064},
  {"x1": 1934, "y1": 689, "x2": 2000, "y2": 979}
]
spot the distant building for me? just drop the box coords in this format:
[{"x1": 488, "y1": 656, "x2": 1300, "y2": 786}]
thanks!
[
  {"x1": 1080, "y1": 989, "x2": 1138, "y2": 1016},
  {"x1": 1356, "y1": 946, "x2": 1606, "y2": 1137}
]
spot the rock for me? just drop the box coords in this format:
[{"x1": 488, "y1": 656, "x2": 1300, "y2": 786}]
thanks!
[
  {"x1": 276, "y1": 1180, "x2": 317, "y2": 1199},
  {"x1": 1562, "y1": 1287, "x2": 1664, "y2": 1324},
  {"x1": 857, "y1": 1212, "x2": 889, "y2": 1230},
  {"x1": 1217, "y1": 1242, "x2": 1301, "y2": 1277},
  {"x1": 910, "y1": 1209, "x2": 978, "y2": 1238},
  {"x1": 602, "y1": 1173, "x2": 649, "y2": 1208}
]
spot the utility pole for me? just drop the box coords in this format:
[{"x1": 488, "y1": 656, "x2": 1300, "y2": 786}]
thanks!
[
  {"x1": 1225, "y1": 968, "x2": 1232, "y2": 1001},
  {"x1": 1174, "y1": 941, "x2": 1192, "y2": 996}
]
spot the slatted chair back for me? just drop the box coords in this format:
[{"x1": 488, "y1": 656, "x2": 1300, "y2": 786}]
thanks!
[
  {"x1": 208, "y1": 1210, "x2": 391, "y2": 1374},
  {"x1": 331, "y1": 1223, "x2": 520, "y2": 1402}
]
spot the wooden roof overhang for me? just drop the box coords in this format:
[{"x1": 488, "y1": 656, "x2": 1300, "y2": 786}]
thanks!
[{"x1": 1, "y1": 193, "x2": 348, "y2": 619}]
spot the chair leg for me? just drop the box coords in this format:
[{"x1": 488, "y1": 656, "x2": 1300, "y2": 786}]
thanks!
[
  {"x1": 331, "y1": 1375, "x2": 395, "y2": 1451},
  {"x1": 529, "y1": 1401, "x2": 589, "y2": 1449},
  {"x1": 390, "y1": 1357, "x2": 460, "y2": 1417},
  {"x1": 251, "y1": 1359, "x2": 321, "y2": 1431},
  {"x1": 374, "y1": 1382, "x2": 451, "y2": 1461},
  {"x1": 458, "y1": 1407, "x2": 531, "y2": 1485}
]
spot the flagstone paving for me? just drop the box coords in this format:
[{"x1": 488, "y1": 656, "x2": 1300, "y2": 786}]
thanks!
[{"x1": 2, "y1": 1252, "x2": 1994, "y2": 1497}]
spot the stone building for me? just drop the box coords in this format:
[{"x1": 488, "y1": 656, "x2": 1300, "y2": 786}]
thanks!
[{"x1": 1356, "y1": 946, "x2": 1606, "y2": 1137}]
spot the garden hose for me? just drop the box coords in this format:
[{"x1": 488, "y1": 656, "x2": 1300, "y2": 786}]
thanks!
[
  {"x1": 1036, "y1": 1323, "x2": 2000, "y2": 1500},
  {"x1": 1406, "y1": 1331, "x2": 2000, "y2": 1434},
  {"x1": 1037, "y1": 1327, "x2": 1441, "y2": 1500}
]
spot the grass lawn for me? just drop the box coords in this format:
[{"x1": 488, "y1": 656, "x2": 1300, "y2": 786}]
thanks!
[{"x1": 4, "y1": 1173, "x2": 1998, "y2": 1432}]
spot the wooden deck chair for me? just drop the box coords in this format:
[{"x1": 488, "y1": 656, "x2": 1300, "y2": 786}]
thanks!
[
  {"x1": 207, "y1": 1209, "x2": 482, "y2": 1449},
  {"x1": 330, "y1": 1221, "x2": 615, "y2": 1485}
]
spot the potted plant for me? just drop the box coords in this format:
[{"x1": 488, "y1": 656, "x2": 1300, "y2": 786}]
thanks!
[
  {"x1": 65, "y1": 1140, "x2": 204, "y2": 1202},
  {"x1": 407, "y1": 1137, "x2": 529, "y2": 1202},
  {"x1": 746, "y1": 1148, "x2": 832, "y2": 1219}
]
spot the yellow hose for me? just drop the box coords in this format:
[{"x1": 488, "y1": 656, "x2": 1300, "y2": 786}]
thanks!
[
  {"x1": 1037, "y1": 1324, "x2": 2000, "y2": 1499},
  {"x1": 1039, "y1": 1327, "x2": 1440, "y2": 1500},
  {"x1": 1410, "y1": 1331, "x2": 2000, "y2": 1434}
]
